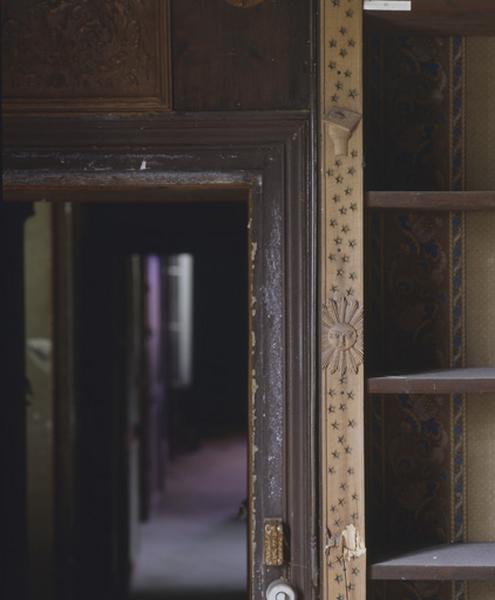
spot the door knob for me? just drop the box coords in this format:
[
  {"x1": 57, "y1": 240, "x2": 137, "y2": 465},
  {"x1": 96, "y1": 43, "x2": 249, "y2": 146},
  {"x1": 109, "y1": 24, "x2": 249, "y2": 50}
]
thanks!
[{"x1": 266, "y1": 579, "x2": 297, "y2": 600}]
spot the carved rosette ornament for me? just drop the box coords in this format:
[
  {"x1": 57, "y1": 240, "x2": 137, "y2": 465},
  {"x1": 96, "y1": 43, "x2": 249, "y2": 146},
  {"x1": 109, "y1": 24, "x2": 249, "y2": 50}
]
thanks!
[{"x1": 320, "y1": 1, "x2": 366, "y2": 599}]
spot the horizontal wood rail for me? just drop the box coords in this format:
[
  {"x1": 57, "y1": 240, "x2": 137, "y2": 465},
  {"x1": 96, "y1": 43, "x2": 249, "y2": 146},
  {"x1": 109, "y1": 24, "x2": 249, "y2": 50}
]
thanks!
[
  {"x1": 368, "y1": 368, "x2": 495, "y2": 395},
  {"x1": 370, "y1": 543, "x2": 495, "y2": 581},
  {"x1": 366, "y1": 191, "x2": 495, "y2": 211}
]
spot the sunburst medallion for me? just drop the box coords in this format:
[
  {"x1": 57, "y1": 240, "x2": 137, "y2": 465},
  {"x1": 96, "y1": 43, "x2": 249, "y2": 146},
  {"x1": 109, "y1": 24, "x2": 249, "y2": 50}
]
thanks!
[{"x1": 322, "y1": 293, "x2": 363, "y2": 375}]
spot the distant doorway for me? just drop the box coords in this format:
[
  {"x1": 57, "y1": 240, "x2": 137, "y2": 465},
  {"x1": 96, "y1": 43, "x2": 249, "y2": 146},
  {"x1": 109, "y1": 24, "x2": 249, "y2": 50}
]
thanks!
[
  {"x1": 75, "y1": 201, "x2": 249, "y2": 599},
  {"x1": 130, "y1": 438, "x2": 247, "y2": 600}
]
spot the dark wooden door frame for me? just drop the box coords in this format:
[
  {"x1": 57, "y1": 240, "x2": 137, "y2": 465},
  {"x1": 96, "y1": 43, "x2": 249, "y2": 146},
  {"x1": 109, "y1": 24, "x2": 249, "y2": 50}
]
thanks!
[
  {"x1": 0, "y1": 204, "x2": 32, "y2": 600},
  {"x1": 3, "y1": 112, "x2": 319, "y2": 600}
]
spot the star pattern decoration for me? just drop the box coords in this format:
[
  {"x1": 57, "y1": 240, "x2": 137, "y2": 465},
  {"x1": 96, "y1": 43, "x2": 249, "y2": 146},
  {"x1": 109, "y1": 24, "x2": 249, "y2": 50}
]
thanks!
[{"x1": 324, "y1": 2, "x2": 364, "y2": 595}]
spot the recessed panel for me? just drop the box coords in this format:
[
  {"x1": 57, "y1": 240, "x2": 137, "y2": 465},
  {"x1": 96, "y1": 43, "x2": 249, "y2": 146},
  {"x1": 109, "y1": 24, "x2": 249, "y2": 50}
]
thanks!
[{"x1": 2, "y1": 0, "x2": 171, "y2": 112}]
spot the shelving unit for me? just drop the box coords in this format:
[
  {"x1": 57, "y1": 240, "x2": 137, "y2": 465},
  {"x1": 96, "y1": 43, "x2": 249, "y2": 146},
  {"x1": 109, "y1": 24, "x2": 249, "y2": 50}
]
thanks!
[{"x1": 364, "y1": 4, "x2": 495, "y2": 595}]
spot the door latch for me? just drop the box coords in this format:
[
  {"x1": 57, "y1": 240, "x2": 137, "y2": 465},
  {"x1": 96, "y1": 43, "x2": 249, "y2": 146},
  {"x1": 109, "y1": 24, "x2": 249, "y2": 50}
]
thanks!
[{"x1": 264, "y1": 519, "x2": 284, "y2": 566}]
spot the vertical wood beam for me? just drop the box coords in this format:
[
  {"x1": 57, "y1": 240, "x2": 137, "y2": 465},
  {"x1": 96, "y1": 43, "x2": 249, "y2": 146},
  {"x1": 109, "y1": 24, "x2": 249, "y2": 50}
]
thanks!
[
  {"x1": 320, "y1": 2, "x2": 366, "y2": 599},
  {"x1": 0, "y1": 205, "x2": 32, "y2": 600}
]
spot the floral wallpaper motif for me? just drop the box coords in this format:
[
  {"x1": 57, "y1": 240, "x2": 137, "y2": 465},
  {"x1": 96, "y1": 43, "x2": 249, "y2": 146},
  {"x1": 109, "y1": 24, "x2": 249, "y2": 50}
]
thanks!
[
  {"x1": 385, "y1": 394, "x2": 451, "y2": 545},
  {"x1": 383, "y1": 211, "x2": 450, "y2": 372},
  {"x1": 378, "y1": 36, "x2": 451, "y2": 191}
]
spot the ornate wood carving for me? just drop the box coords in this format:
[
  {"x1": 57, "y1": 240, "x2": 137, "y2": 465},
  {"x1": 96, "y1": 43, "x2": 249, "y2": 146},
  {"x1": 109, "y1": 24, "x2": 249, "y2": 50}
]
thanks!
[
  {"x1": 2, "y1": 0, "x2": 171, "y2": 113},
  {"x1": 320, "y1": 2, "x2": 366, "y2": 599},
  {"x1": 322, "y1": 294, "x2": 363, "y2": 376}
]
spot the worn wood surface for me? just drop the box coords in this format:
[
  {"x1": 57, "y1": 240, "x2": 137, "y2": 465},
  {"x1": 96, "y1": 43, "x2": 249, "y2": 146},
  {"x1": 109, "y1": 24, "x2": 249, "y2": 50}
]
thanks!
[
  {"x1": 321, "y1": 2, "x2": 366, "y2": 599},
  {"x1": 172, "y1": 0, "x2": 311, "y2": 110},
  {"x1": 367, "y1": 191, "x2": 495, "y2": 211}
]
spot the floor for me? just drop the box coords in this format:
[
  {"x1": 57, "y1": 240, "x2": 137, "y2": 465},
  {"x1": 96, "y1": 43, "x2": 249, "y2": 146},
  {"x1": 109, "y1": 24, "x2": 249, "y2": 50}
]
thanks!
[{"x1": 130, "y1": 437, "x2": 248, "y2": 600}]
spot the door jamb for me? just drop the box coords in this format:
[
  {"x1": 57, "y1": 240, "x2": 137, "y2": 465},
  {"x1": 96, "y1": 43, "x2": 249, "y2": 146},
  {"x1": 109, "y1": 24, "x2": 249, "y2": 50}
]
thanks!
[{"x1": 3, "y1": 112, "x2": 318, "y2": 600}]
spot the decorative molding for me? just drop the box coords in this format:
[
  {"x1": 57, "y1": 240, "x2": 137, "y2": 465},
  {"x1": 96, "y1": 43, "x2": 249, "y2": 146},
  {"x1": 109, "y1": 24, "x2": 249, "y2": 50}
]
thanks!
[
  {"x1": 320, "y1": 1, "x2": 366, "y2": 599},
  {"x1": 324, "y1": 107, "x2": 362, "y2": 157},
  {"x1": 2, "y1": 0, "x2": 171, "y2": 113}
]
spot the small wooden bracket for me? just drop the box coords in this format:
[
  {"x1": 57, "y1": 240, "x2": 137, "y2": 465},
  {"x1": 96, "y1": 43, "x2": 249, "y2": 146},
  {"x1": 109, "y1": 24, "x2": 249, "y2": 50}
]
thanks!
[
  {"x1": 324, "y1": 107, "x2": 362, "y2": 158},
  {"x1": 264, "y1": 519, "x2": 284, "y2": 566}
]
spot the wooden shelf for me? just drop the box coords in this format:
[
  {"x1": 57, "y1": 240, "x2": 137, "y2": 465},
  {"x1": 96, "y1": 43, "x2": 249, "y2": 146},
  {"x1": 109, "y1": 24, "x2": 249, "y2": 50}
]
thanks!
[
  {"x1": 366, "y1": 191, "x2": 495, "y2": 211},
  {"x1": 370, "y1": 543, "x2": 495, "y2": 581},
  {"x1": 365, "y1": 2, "x2": 495, "y2": 35},
  {"x1": 368, "y1": 368, "x2": 495, "y2": 395}
]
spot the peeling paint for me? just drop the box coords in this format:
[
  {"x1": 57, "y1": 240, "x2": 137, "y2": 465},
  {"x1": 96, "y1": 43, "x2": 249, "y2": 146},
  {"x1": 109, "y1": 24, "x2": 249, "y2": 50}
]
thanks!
[
  {"x1": 261, "y1": 203, "x2": 284, "y2": 503},
  {"x1": 251, "y1": 368, "x2": 259, "y2": 398},
  {"x1": 341, "y1": 523, "x2": 366, "y2": 561},
  {"x1": 250, "y1": 241, "x2": 258, "y2": 263}
]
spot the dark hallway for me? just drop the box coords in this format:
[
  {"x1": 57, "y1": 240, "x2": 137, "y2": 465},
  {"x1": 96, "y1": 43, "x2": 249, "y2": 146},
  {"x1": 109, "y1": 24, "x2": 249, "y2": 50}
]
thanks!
[
  {"x1": 130, "y1": 437, "x2": 247, "y2": 600},
  {"x1": 76, "y1": 201, "x2": 249, "y2": 599}
]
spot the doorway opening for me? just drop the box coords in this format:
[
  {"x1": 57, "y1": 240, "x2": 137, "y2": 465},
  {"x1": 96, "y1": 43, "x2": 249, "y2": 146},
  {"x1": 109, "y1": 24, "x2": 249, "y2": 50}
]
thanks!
[{"x1": 23, "y1": 199, "x2": 249, "y2": 600}]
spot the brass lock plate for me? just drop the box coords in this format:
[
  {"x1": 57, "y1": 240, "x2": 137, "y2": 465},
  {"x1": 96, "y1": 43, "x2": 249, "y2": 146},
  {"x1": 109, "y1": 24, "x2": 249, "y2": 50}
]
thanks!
[{"x1": 264, "y1": 519, "x2": 284, "y2": 566}]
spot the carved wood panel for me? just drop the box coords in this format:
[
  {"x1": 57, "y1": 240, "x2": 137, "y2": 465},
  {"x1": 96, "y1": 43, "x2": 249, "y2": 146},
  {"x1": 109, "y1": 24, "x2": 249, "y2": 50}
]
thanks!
[
  {"x1": 2, "y1": 0, "x2": 171, "y2": 113},
  {"x1": 320, "y1": 2, "x2": 366, "y2": 599}
]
